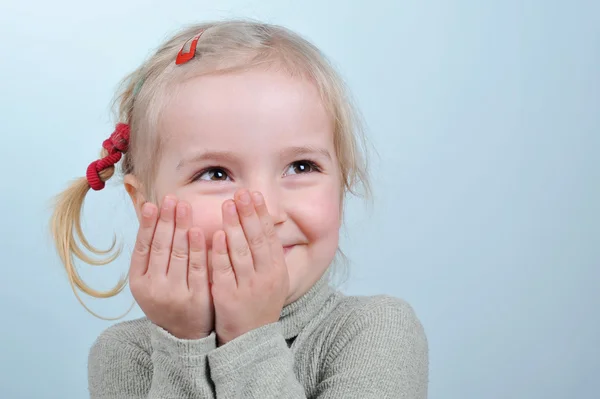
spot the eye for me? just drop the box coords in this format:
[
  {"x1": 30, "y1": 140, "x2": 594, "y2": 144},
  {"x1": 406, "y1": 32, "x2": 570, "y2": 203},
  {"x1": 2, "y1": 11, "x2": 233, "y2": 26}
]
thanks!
[
  {"x1": 284, "y1": 160, "x2": 321, "y2": 176},
  {"x1": 194, "y1": 167, "x2": 231, "y2": 182}
]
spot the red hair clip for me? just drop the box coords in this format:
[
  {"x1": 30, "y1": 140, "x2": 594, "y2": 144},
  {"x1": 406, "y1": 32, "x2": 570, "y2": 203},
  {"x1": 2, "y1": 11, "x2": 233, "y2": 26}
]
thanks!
[{"x1": 175, "y1": 30, "x2": 206, "y2": 65}]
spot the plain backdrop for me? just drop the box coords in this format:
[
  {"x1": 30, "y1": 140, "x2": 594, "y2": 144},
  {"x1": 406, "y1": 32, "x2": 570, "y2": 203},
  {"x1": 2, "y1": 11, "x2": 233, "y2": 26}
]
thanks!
[{"x1": 0, "y1": 1, "x2": 598, "y2": 398}]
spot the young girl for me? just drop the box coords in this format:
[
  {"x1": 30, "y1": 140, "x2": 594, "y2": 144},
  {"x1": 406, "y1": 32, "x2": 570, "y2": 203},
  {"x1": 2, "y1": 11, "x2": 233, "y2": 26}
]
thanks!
[{"x1": 51, "y1": 20, "x2": 428, "y2": 398}]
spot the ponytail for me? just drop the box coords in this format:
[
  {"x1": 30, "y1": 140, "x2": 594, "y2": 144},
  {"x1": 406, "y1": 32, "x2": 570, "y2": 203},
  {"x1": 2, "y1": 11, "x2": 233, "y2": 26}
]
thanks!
[
  {"x1": 50, "y1": 126, "x2": 132, "y2": 319},
  {"x1": 50, "y1": 49, "x2": 154, "y2": 318}
]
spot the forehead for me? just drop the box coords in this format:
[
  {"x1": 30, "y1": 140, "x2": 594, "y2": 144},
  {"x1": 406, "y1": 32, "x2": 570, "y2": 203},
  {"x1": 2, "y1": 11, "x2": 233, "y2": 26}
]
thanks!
[{"x1": 159, "y1": 69, "x2": 334, "y2": 153}]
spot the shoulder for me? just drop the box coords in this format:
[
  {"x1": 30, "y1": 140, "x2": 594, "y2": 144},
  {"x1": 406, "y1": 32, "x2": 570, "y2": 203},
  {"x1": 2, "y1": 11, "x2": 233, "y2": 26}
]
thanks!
[
  {"x1": 318, "y1": 294, "x2": 429, "y2": 395},
  {"x1": 89, "y1": 317, "x2": 153, "y2": 368},
  {"x1": 88, "y1": 318, "x2": 155, "y2": 395},
  {"x1": 323, "y1": 293, "x2": 428, "y2": 361},
  {"x1": 91, "y1": 316, "x2": 153, "y2": 349},
  {"x1": 333, "y1": 294, "x2": 426, "y2": 335}
]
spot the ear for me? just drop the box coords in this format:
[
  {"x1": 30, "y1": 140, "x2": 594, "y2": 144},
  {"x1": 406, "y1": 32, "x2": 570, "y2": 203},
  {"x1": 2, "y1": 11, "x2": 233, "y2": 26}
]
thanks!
[{"x1": 124, "y1": 174, "x2": 147, "y2": 223}]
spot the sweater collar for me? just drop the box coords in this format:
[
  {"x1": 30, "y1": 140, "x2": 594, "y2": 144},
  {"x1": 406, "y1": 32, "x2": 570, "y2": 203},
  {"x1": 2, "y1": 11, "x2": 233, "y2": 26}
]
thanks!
[{"x1": 279, "y1": 268, "x2": 336, "y2": 339}]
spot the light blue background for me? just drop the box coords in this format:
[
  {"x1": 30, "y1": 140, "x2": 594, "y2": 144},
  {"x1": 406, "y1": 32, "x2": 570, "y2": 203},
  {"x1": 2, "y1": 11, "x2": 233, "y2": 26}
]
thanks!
[{"x1": 0, "y1": 1, "x2": 598, "y2": 398}]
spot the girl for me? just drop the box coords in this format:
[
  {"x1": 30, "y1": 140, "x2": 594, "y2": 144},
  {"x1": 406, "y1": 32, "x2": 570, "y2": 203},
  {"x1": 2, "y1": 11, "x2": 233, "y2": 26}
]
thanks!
[{"x1": 51, "y1": 20, "x2": 428, "y2": 398}]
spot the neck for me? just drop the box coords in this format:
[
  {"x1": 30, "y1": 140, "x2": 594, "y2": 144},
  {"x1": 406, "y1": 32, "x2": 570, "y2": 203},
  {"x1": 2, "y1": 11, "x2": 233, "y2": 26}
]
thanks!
[{"x1": 278, "y1": 268, "x2": 335, "y2": 339}]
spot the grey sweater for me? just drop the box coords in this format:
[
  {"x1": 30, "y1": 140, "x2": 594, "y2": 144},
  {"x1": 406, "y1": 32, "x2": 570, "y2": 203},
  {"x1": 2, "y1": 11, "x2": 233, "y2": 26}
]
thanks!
[{"x1": 88, "y1": 272, "x2": 429, "y2": 398}]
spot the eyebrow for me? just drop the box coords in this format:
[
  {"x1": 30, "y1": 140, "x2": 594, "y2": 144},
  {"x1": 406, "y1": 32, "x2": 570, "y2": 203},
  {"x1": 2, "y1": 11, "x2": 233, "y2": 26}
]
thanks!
[
  {"x1": 176, "y1": 145, "x2": 332, "y2": 170},
  {"x1": 176, "y1": 150, "x2": 238, "y2": 170},
  {"x1": 281, "y1": 145, "x2": 332, "y2": 161}
]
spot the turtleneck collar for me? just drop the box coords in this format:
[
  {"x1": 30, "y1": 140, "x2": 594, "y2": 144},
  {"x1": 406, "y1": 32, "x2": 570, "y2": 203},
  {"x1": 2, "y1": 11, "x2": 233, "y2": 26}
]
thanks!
[{"x1": 278, "y1": 268, "x2": 336, "y2": 339}]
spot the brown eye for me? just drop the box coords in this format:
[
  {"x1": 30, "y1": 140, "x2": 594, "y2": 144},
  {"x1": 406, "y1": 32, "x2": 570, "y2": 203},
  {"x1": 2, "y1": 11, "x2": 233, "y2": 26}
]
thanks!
[
  {"x1": 285, "y1": 160, "x2": 320, "y2": 176},
  {"x1": 195, "y1": 167, "x2": 230, "y2": 182}
]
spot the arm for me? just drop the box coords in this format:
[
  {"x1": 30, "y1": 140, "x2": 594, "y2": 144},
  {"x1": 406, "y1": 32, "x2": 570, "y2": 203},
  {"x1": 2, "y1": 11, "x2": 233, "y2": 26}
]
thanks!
[
  {"x1": 207, "y1": 191, "x2": 427, "y2": 397},
  {"x1": 88, "y1": 196, "x2": 217, "y2": 398},
  {"x1": 204, "y1": 190, "x2": 306, "y2": 397},
  {"x1": 207, "y1": 323, "x2": 305, "y2": 398},
  {"x1": 206, "y1": 297, "x2": 428, "y2": 399},
  {"x1": 88, "y1": 324, "x2": 216, "y2": 399}
]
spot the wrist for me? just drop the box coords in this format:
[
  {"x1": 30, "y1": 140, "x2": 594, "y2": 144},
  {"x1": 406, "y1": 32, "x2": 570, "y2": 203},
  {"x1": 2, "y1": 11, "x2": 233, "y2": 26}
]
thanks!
[
  {"x1": 151, "y1": 325, "x2": 217, "y2": 360},
  {"x1": 170, "y1": 329, "x2": 213, "y2": 340}
]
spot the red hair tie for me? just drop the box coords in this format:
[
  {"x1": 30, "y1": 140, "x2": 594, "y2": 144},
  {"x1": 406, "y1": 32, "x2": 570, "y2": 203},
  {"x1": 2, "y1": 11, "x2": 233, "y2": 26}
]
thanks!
[{"x1": 86, "y1": 123, "x2": 130, "y2": 191}]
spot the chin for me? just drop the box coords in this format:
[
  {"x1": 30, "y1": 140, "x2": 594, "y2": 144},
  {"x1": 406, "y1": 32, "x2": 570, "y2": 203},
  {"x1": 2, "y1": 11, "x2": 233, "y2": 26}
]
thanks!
[{"x1": 282, "y1": 243, "x2": 334, "y2": 305}]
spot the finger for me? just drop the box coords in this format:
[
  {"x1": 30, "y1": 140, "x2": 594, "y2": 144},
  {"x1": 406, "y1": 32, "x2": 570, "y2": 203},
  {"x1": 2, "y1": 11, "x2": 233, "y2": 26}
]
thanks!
[
  {"x1": 252, "y1": 191, "x2": 284, "y2": 263},
  {"x1": 234, "y1": 190, "x2": 271, "y2": 273},
  {"x1": 222, "y1": 199, "x2": 254, "y2": 283},
  {"x1": 147, "y1": 195, "x2": 176, "y2": 277},
  {"x1": 210, "y1": 230, "x2": 237, "y2": 290},
  {"x1": 167, "y1": 201, "x2": 191, "y2": 284},
  {"x1": 129, "y1": 202, "x2": 158, "y2": 278},
  {"x1": 188, "y1": 227, "x2": 209, "y2": 293}
]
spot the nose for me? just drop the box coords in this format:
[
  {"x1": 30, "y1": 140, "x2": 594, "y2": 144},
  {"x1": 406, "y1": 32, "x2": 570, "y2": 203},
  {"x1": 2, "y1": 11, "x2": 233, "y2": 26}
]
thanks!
[{"x1": 249, "y1": 185, "x2": 287, "y2": 225}]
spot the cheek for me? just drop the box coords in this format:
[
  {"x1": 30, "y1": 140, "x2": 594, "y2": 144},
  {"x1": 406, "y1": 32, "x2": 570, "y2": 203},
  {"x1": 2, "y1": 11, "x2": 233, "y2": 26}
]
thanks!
[
  {"x1": 294, "y1": 184, "x2": 342, "y2": 245},
  {"x1": 152, "y1": 181, "x2": 226, "y2": 244},
  {"x1": 184, "y1": 195, "x2": 226, "y2": 249}
]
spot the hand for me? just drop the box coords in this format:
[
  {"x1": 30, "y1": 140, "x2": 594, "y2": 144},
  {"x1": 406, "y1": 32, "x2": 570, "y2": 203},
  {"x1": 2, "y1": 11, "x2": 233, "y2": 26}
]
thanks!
[
  {"x1": 210, "y1": 189, "x2": 290, "y2": 345},
  {"x1": 129, "y1": 196, "x2": 214, "y2": 340}
]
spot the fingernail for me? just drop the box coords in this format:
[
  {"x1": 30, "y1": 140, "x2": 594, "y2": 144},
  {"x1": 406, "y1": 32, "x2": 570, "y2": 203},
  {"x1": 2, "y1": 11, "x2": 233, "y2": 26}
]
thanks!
[
  {"x1": 227, "y1": 201, "x2": 237, "y2": 215},
  {"x1": 142, "y1": 203, "x2": 154, "y2": 217},
  {"x1": 163, "y1": 197, "x2": 175, "y2": 210},
  {"x1": 177, "y1": 203, "x2": 188, "y2": 218},
  {"x1": 251, "y1": 192, "x2": 263, "y2": 205},
  {"x1": 239, "y1": 190, "x2": 251, "y2": 205},
  {"x1": 190, "y1": 230, "x2": 201, "y2": 240}
]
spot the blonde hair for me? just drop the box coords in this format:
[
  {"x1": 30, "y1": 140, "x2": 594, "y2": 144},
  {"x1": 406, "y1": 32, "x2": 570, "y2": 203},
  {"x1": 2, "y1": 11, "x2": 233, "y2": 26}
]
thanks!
[{"x1": 50, "y1": 19, "x2": 371, "y2": 316}]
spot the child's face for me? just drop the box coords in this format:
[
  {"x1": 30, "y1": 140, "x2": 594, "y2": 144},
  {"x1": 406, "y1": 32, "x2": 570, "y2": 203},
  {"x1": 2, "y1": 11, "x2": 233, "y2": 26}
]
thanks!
[{"x1": 147, "y1": 69, "x2": 341, "y2": 305}]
